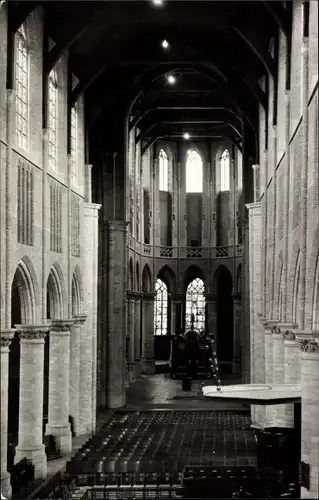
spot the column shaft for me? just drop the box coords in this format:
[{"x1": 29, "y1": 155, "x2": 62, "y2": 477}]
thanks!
[
  {"x1": 127, "y1": 293, "x2": 136, "y2": 383},
  {"x1": 232, "y1": 295, "x2": 242, "y2": 376},
  {"x1": 46, "y1": 320, "x2": 73, "y2": 454},
  {"x1": 135, "y1": 295, "x2": 142, "y2": 377},
  {"x1": 300, "y1": 339, "x2": 319, "y2": 499},
  {"x1": 284, "y1": 331, "x2": 301, "y2": 428},
  {"x1": 107, "y1": 220, "x2": 128, "y2": 408},
  {"x1": 69, "y1": 315, "x2": 86, "y2": 436},
  {"x1": 141, "y1": 293, "x2": 155, "y2": 375},
  {"x1": 14, "y1": 325, "x2": 49, "y2": 479},
  {"x1": 1, "y1": 330, "x2": 14, "y2": 499},
  {"x1": 272, "y1": 330, "x2": 287, "y2": 426}
]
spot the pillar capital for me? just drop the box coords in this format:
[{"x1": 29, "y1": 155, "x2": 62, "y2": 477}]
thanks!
[
  {"x1": 15, "y1": 324, "x2": 50, "y2": 341},
  {"x1": 1, "y1": 329, "x2": 15, "y2": 349},
  {"x1": 263, "y1": 319, "x2": 279, "y2": 333},
  {"x1": 72, "y1": 314, "x2": 87, "y2": 326},
  {"x1": 51, "y1": 319, "x2": 74, "y2": 334},
  {"x1": 283, "y1": 330, "x2": 296, "y2": 341},
  {"x1": 298, "y1": 338, "x2": 319, "y2": 354},
  {"x1": 135, "y1": 292, "x2": 143, "y2": 301},
  {"x1": 126, "y1": 290, "x2": 136, "y2": 301},
  {"x1": 143, "y1": 292, "x2": 156, "y2": 301},
  {"x1": 108, "y1": 220, "x2": 129, "y2": 231},
  {"x1": 231, "y1": 292, "x2": 241, "y2": 301}
]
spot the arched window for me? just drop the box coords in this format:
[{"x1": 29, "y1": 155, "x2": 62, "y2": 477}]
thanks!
[
  {"x1": 154, "y1": 278, "x2": 168, "y2": 336},
  {"x1": 48, "y1": 69, "x2": 58, "y2": 171},
  {"x1": 70, "y1": 106, "x2": 77, "y2": 183},
  {"x1": 220, "y1": 149, "x2": 230, "y2": 191},
  {"x1": 185, "y1": 278, "x2": 206, "y2": 331},
  {"x1": 186, "y1": 150, "x2": 203, "y2": 193},
  {"x1": 159, "y1": 149, "x2": 168, "y2": 191},
  {"x1": 15, "y1": 24, "x2": 29, "y2": 149}
]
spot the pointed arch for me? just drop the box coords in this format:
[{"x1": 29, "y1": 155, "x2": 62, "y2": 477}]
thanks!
[
  {"x1": 186, "y1": 149, "x2": 203, "y2": 193},
  {"x1": 157, "y1": 264, "x2": 176, "y2": 294},
  {"x1": 287, "y1": 242, "x2": 300, "y2": 322},
  {"x1": 142, "y1": 264, "x2": 152, "y2": 293},
  {"x1": 11, "y1": 256, "x2": 39, "y2": 325},
  {"x1": 47, "y1": 262, "x2": 67, "y2": 320},
  {"x1": 182, "y1": 264, "x2": 205, "y2": 293},
  {"x1": 128, "y1": 257, "x2": 134, "y2": 290},
  {"x1": 136, "y1": 261, "x2": 140, "y2": 291},
  {"x1": 72, "y1": 265, "x2": 83, "y2": 316}
]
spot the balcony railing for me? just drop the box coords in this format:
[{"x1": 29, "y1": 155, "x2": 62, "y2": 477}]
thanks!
[{"x1": 128, "y1": 237, "x2": 243, "y2": 259}]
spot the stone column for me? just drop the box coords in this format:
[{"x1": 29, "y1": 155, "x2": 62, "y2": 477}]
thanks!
[
  {"x1": 299, "y1": 338, "x2": 319, "y2": 499},
  {"x1": 1, "y1": 330, "x2": 15, "y2": 499},
  {"x1": 153, "y1": 158, "x2": 161, "y2": 248},
  {"x1": 232, "y1": 293, "x2": 242, "y2": 376},
  {"x1": 141, "y1": 292, "x2": 156, "y2": 375},
  {"x1": 135, "y1": 293, "x2": 142, "y2": 377},
  {"x1": 271, "y1": 325, "x2": 287, "y2": 426},
  {"x1": 107, "y1": 220, "x2": 128, "y2": 408},
  {"x1": 172, "y1": 293, "x2": 185, "y2": 334},
  {"x1": 80, "y1": 202, "x2": 101, "y2": 433},
  {"x1": 70, "y1": 315, "x2": 87, "y2": 436},
  {"x1": 263, "y1": 320, "x2": 278, "y2": 427},
  {"x1": 127, "y1": 291, "x2": 136, "y2": 383},
  {"x1": 283, "y1": 330, "x2": 301, "y2": 428},
  {"x1": 205, "y1": 293, "x2": 217, "y2": 338},
  {"x1": 14, "y1": 325, "x2": 49, "y2": 479},
  {"x1": 45, "y1": 319, "x2": 73, "y2": 454},
  {"x1": 252, "y1": 164, "x2": 261, "y2": 202}
]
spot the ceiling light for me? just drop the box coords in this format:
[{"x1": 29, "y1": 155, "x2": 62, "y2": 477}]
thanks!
[
  {"x1": 161, "y1": 39, "x2": 170, "y2": 49},
  {"x1": 152, "y1": 0, "x2": 164, "y2": 6},
  {"x1": 166, "y1": 74, "x2": 176, "y2": 85},
  {"x1": 183, "y1": 133, "x2": 190, "y2": 140}
]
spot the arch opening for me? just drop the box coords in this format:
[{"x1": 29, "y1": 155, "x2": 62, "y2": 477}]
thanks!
[{"x1": 185, "y1": 278, "x2": 206, "y2": 333}]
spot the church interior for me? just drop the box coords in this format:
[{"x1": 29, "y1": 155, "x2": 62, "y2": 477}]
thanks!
[{"x1": 0, "y1": 0, "x2": 318, "y2": 498}]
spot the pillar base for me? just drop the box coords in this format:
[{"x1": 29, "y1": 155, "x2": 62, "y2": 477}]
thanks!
[
  {"x1": 141, "y1": 357, "x2": 155, "y2": 375},
  {"x1": 107, "y1": 391, "x2": 126, "y2": 409},
  {"x1": 128, "y1": 362, "x2": 136, "y2": 383},
  {"x1": 1, "y1": 470, "x2": 12, "y2": 499},
  {"x1": 14, "y1": 444, "x2": 47, "y2": 479},
  {"x1": 135, "y1": 359, "x2": 142, "y2": 378},
  {"x1": 45, "y1": 424, "x2": 72, "y2": 454}
]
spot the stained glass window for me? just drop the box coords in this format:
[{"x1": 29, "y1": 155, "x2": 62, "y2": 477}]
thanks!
[
  {"x1": 15, "y1": 24, "x2": 28, "y2": 150},
  {"x1": 186, "y1": 149, "x2": 203, "y2": 193},
  {"x1": 48, "y1": 69, "x2": 58, "y2": 171},
  {"x1": 185, "y1": 278, "x2": 205, "y2": 331},
  {"x1": 220, "y1": 149, "x2": 230, "y2": 191},
  {"x1": 159, "y1": 149, "x2": 168, "y2": 191},
  {"x1": 154, "y1": 278, "x2": 168, "y2": 336}
]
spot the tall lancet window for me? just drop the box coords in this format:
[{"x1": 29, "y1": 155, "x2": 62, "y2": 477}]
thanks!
[
  {"x1": 220, "y1": 149, "x2": 230, "y2": 191},
  {"x1": 15, "y1": 24, "x2": 29, "y2": 150},
  {"x1": 154, "y1": 279, "x2": 168, "y2": 336},
  {"x1": 48, "y1": 69, "x2": 58, "y2": 171},
  {"x1": 186, "y1": 150, "x2": 203, "y2": 193},
  {"x1": 159, "y1": 149, "x2": 168, "y2": 191},
  {"x1": 185, "y1": 278, "x2": 206, "y2": 332},
  {"x1": 70, "y1": 106, "x2": 77, "y2": 183}
]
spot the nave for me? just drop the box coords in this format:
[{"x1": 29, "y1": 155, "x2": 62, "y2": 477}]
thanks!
[{"x1": 28, "y1": 374, "x2": 300, "y2": 500}]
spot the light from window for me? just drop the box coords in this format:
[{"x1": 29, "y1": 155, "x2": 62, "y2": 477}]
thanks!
[
  {"x1": 70, "y1": 106, "x2": 77, "y2": 183},
  {"x1": 186, "y1": 150, "x2": 203, "y2": 193},
  {"x1": 159, "y1": 149, "x2": 168, "y2": 191},
  {"x1": 154, "y1": 278, "x2": 168, "y2": 336},
  {"x1": 48, "y1": 69, "x2": 58, "y2": 171},
  {"x1": 15, "y1": 25, "x2": 28, "y2": 150},
  {"x1": 185, "y1": 278, "x2": 205, "y2": 332},
  {"x1": 237, "y1": 151, "x2": 242, "y2": 191},
  {"x1": 220, "y1": 149, "x2": 230, "y2": 191}
]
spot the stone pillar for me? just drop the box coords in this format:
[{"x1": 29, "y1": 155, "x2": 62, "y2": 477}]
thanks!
[
  {"x1": 80, "y1": 202, "x2": 101, "y2": 432},
  {"x1": 205, "y1": 293, "x2": 217, "y2": 338},
  {"x1": 153, "y1": 158, "x2": 161, "y2": 248},
  {"x1": 141, "y1": 292, "x2": 156, "y2": 374},
  {"x1": 271, "y1": 325, "x2": 287, "y2": 426},
  {"x1": 299, "y1": 338, "x2": 319, "y2": 499},
  {"x1": 232, "y1": 292, "x2": 242, "y2": 376},
  {"x1": 283, "y1": 330, "x2": 301, "y2": 428},
  {"x1": 127, "y1": 291, "x2": 136, "y2": 383},
  {"x1": 263, "y1": 320, "x2": 278, "y2": 427},
  {"x1": 107, "y1": 220, "x2": 128, "y2": 408},
  {"x1": 1, "y1": 330, "x2": 15, "y2": 499},
  {"x1": 282, "y1": 92, "x2": 291, "y2": 322},
  {"x1": 134, "y1": 293, "x2": 142, "y2": 377},
  {"x1": 252, "y1": 164, "x2": 260, "y2": 202},
  {"x1": 45, "y1": 319, "x2": 73, "y2": 454},
  {"x1": 246, "y1": 202, "x2": 264, "y2": 424},
  {"x1": 70, "y1": 315, "x2": 87, "y2": 436},
  {"x1": 172, "y1": 293, "x2": 185, "y2": 334},
  {"x1": 14, "y1": 325, "x2": 49, "y2": 479}
]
